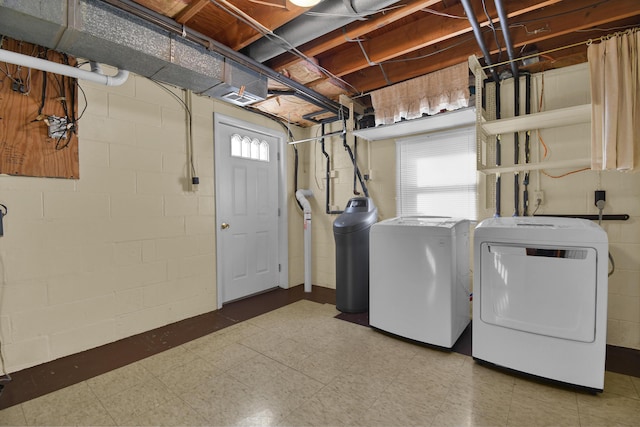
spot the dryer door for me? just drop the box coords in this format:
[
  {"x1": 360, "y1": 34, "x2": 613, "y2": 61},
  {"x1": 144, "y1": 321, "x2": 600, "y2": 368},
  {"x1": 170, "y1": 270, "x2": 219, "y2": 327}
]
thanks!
[{"x1": 479, "y1": 243, "x2": 598, "y2": 342}]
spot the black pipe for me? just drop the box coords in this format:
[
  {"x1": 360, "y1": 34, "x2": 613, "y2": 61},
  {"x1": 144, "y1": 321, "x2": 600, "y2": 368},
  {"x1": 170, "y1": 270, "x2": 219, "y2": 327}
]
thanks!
[
  {"x1": 513, "y1": 75, "x2": 520, "y2": 216},
  {"x1": 293, "y1": 145, "x2": 303, "y2": 211},
  {"x1": 494, "y1": 0, "x2": 521, "y2": 216},
  {"x1": 494, "y1": 0, "x2": 519, "y2": 80},
  {"x1": 460, "y1": 0, "x2": 500, "y2": 83},
  {"x1": 523, "y1": 72, "x2": 532, "y2": 216},
  {"x1": 353, "y1": 137, "x2": 360, "y2": 195},
  {"x1": 533, "y1": 214, "x2": 630, "y2": 221},
  {"x1": 341, "y1": 120, "x2": 369, "y2": 198},
  {"x1": 320, "y1": 123, "x2": 343, "y2": 215},
  {"x1": 495, "y1": 81, "x2": 501, "y2": 217}
]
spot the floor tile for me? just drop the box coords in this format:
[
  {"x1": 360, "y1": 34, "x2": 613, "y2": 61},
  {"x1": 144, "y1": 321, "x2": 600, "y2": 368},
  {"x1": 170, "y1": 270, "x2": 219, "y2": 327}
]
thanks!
[
  {"x1": 98, "y1": 376, "x2": 176, "y2": 425},
  {"x1": 199, "y1": 342, "x2": 260, "y2": 372},
  {"x1": 21, "y1": 382, "x2": 116, "y2": 426},
  {"x1": 228, "y1": 353, "x2": 289, "y2": 388},
  {"x1": 126, "y1": 397, "x2": 209, "y2": 426},
  {"x1": 6, "y1": 299, "x2": 640, "y2": 427},
  {"x1": 577, "y1": 391, "x2": 640, "y2": 426},
  {"x1": 507, "y1": 395, "x2": 580, "y2": 427},
  {"x1": 443, "y1": 374, "x2": 514, "y2": 424},
  {"x1": 511, "y1": 377, "x2": 579, "y2": 412},
  {"x1": 323, "y1": 369, "x2": 392, "y2": 404},
  {"x1": 0, "y1": 404, "x2": 27, "y2": 426},
  {"x1": 156, "y1": 354, "x2": 223, "y2": 395},
  {"x1": 179, "y1": 373, "x2": 258, "y2": 426},
  {"x1": 86, "y1": 360, "x2": 155, "y2": 400},
  {"x1": 579, "y1": 412, "x2": 638, "y2": 427},
  {"x1": 239, "y1": 328, "x2": 287, "y2": 353},
  {"x1": 280, "y1": 386, "x2": 371, "y2": 427},
  {"x1": 139, "y1": 344, "x2": 201, "y2": 377},
  {"x1": 603, "y1": 371, "x2": 640, "y2": 398},
  {"x1": 432, "y1": 401, "x2": 508, "y2": 427},
  {"x1": 291, "y1": 348, "x2": 353, "y2": 384}
]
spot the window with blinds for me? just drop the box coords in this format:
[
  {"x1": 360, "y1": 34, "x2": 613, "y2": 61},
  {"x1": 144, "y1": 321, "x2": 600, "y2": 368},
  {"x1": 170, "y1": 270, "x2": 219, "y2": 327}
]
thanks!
[{"x1": 396, "y1": 126, "x2": 477, "y2": 220}]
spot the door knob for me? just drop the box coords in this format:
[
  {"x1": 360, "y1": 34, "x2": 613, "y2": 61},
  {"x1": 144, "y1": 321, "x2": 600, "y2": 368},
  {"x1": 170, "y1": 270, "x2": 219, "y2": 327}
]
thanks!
[{"x1": 221, "y1": 222, "x2": 230, "y2": 230}]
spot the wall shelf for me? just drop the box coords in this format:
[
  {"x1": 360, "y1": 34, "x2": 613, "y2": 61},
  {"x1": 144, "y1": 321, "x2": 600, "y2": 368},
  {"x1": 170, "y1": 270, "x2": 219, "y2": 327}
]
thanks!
[
  {"x1": 479, "y1": 158, "x2": 590, "y2": 175},
  {"x1": 481, "y1": 103, "x2": 591, "y2": 136},
  {"x1": 352, "y1": 107, "x2": 476, "y2": 141}
]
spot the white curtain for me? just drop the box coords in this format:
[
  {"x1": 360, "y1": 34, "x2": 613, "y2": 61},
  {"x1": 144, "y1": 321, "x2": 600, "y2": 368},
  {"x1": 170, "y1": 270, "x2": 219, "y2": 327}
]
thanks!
[
  {"x1": 370, "y1": 62, "x2": 470, "y2": 126},
  {"x1": 588, "y1": 29, "x2": 640, "y2": 171}
]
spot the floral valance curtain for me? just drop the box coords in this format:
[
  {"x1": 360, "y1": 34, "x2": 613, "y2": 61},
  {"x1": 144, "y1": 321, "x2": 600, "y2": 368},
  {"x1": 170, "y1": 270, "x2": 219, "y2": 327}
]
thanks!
[
  {"x1": 370, "y1": 62, "x2": 470, "y2": 126},
  {"x1": 588, "y1": 29, "x2": 640, "y2": 171}
]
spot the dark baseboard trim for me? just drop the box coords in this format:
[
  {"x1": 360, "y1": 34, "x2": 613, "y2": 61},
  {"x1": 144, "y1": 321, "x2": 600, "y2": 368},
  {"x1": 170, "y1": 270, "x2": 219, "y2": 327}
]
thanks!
[{"x1": 0, "y1": 284, "x2": 335, "y2": 410}]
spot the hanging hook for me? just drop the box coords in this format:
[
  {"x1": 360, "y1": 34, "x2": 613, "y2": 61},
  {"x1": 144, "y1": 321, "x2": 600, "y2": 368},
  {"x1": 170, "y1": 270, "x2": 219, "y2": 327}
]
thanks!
[{"x1": 0, "y1": 204, "x2": 7, "y2": 237}]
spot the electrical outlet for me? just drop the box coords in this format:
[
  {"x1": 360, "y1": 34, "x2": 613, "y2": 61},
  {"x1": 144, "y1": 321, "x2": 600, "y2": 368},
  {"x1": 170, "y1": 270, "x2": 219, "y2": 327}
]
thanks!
[
  {"x1": 533, "y1": 191, "x2": 545, "y2": 205},
  {"x1": 595, "y1": 190, "x2": 606, "y2": 207}
]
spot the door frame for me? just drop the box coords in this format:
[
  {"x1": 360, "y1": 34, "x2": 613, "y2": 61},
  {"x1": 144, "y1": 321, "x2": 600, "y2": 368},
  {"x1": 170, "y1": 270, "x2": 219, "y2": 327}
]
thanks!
[{"x1": 213, "y1": 113, "x2": 288, "y2": 309}]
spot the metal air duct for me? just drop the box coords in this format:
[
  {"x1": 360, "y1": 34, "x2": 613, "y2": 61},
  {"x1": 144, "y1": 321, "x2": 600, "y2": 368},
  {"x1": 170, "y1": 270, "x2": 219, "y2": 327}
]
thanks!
[
  {"x1": 0, "y1": 0, "x2": 265, "y2": 103},
  {"x1": 243, "y1": 0, "x2": 401, "y2": 63}
]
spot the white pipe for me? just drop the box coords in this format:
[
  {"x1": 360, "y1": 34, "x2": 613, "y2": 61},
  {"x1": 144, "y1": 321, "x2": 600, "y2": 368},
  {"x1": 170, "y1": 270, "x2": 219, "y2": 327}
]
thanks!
[
  {"x1": 296, "y1": 189, "x2": 314, "y2": 293},
  {"x1": 0, "y1": 48, "x2": 129, "y2": 86}
]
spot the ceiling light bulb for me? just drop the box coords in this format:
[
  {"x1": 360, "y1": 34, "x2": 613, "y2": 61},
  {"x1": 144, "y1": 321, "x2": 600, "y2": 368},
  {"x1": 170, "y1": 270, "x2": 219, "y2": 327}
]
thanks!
[{"x1": 290, "y1": 0, "x2": 321, "y2": 7}]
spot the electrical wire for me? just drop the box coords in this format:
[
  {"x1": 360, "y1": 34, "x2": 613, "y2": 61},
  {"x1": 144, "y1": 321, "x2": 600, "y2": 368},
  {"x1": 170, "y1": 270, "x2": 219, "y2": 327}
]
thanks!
[
  {"x1": 481, "y1": 0, "x2": 502, "y2": 63},
  {"x1": 510, "y1": 0, "x2": 608, "y2": 26},
  {"x1": 379, "y1": 32, "x2": 479, "y2": 64},
  {"x1": 542, "y1": 167, "x2": 590, "y2": 179},
  {"x1": 420, "y1": 8, "x2": 466, "y2": 19},
  {"x1": 535, "y1": 74, "x2": 590, "y2": 178},
  {"x1": 0, "y1": 252, "x2": 11, "y2": 383},
  {"x1": 303, "y1": 4, "x2": 404, "y2": 19},
  {"x1": 531, "y1": 198, "x2": 541, "y2": 215},
  {"x1": 210, "y1": 0, "x2": 361, "y2": 94},
  {"x1": 147, "y1": 78, "x2": 197, "y2": 176},
  {"x1": 575, "y1": 24, "x2": 640, "y2": 33}
]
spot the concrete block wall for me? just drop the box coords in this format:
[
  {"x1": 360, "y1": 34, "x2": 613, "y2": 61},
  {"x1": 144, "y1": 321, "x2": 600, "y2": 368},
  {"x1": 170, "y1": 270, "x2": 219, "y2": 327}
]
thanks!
[{"x1": 0, "y1": 71, "x2": 303, "y2": 373}]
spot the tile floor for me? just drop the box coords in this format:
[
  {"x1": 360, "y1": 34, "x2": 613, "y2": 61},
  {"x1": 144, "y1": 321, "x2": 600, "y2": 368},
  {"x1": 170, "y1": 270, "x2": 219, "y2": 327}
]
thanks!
[{"x1": 1, "y1": 300, "x2": 639, "y2": 426}]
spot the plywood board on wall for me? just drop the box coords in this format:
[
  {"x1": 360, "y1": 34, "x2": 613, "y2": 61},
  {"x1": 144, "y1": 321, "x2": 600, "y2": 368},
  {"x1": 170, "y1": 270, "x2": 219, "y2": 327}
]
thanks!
[{"x1": 0, "y1": 37, "x2": 79, "y2": 179}]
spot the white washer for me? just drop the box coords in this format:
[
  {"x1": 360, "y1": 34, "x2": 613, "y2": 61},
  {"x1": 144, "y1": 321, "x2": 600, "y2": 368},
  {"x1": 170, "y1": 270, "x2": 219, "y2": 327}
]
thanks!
[
  {"x1": 473, "y1": 216, "x2": 608, "y2": 391},
  {"x1": 370, "y1": 217, "x2": 471, "y2": 348}
]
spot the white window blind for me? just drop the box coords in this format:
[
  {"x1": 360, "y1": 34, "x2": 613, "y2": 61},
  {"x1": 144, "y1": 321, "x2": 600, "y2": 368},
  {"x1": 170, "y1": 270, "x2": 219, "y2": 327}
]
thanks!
[{"x1": 397, "y1": 126, "x2": 477, "y2": 220}]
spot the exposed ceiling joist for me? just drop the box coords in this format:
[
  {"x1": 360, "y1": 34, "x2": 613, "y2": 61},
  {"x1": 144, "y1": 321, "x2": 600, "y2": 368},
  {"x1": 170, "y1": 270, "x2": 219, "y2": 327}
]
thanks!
[{"x1": 42, "y1": 0, "x2": 639, "y2": 126}]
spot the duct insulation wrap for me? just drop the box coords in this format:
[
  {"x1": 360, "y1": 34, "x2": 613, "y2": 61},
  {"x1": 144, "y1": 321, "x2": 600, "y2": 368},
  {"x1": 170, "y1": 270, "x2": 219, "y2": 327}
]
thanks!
[
  {"x1": 243, "y1": 0, "x2": 401, "y2": 63},
  {"x1": 296, "y1": 189, "x2": 314, "y2": 293},
  {"x1": 0, "y1": 0, "x2": 268, "y2": 99}
]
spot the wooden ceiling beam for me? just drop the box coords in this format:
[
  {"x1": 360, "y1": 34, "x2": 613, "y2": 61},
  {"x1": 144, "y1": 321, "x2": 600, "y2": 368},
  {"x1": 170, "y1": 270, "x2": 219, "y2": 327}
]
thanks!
[
  {"x1": 343, "y1": 36, "x2": 478, "y2": 94},
  {"x1": 343, "y1": 0, "x2": 640, "y2": 93},
  {"x1": 320, "y1": 0, "x2": 561, "y2": 78},
  {"x1": 204, "y1": 0, "x2": 310, "y2": 50},
  {"x1": 501, "y1": 0, "x2": 640, "y2": 48},
  {"x1": 175, "y1": 0, "x2": 209, "y2": 23}
]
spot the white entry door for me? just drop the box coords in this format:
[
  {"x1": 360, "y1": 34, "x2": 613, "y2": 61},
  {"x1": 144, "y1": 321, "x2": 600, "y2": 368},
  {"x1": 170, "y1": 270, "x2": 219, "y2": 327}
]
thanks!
[{"x1": 214, "y1": 114, "x2": 282, "y2": 306}]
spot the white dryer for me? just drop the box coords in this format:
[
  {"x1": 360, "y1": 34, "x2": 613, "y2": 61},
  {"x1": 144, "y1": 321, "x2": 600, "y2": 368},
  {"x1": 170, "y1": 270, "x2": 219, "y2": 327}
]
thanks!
[
  {"x1": 473, "y1": 216, "x2": 608, "y2": 391},
  {"x1": 370, "y1": 217, "x2": 471, "y2": 348}
]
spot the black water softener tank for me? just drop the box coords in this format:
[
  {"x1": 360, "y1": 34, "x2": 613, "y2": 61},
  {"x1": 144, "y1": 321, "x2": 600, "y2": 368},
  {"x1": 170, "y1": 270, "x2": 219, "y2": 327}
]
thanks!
[{"x1": 333, "y1": 197, "x2": 378, "y2": 313}]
